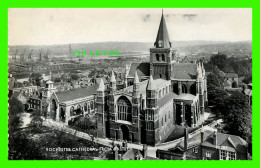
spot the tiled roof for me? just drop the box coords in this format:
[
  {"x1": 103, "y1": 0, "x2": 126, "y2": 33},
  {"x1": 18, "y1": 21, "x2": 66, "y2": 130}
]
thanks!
[
  {"x1": 172, "y1": 63, "x2": 197, "y2": 79},
  {"x1": 55, "y1": 85, "x2": 97, "y2": 102},
  {"x1": 175, "y1": 130, "x2": 213, "y2": 151},
  {"x1": 128, "y1": 62, "x2": 150, "y2": 78},
  {"x1": 226, "y1": 73, "x2": 238, "y2": 78},
  {"x1": 202, "y1": 131, "x2": 247, "y2": 153},
  {"x1": 158, "y1": 92, "x2": 178, "y2": 108},
  {"x1": 123, "y1": 78, "x2": 169, "y2": 95}
]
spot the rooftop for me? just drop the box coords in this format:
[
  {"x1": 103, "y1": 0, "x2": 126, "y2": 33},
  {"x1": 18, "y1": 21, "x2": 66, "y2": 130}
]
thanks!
[
  {"x1": 172, "y1": 63, "x2": 197, "y2": 80},
  {"x1": 226, "y1": 73, "x2": 238, "y2": 78},
  {"x1": 127, "y1": 62, "x2": 150, "y2": 78},
  {"x1": 55, "y1": 85, "x2": 97, "y2": 102}
]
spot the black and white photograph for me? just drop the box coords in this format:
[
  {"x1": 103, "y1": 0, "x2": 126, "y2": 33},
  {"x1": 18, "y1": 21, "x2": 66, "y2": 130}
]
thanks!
[{"x1": 8, "y1": 8, "x2": 252, "y2": 160}]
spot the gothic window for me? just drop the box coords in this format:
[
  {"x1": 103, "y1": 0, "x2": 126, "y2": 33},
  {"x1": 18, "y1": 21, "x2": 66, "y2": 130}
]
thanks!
[
  {"x1": 173, "y1": 83, "x2": 178, "y2": 94},
  {"x1": 182, "y1": 84, "x2": 187, "y2": 93},
  {"x1": 190, "y1": 83, "x2": 196, "y2": 95},
  {"x1": 84, "y1": 102, "x2": 88, "y2": 112},
  {"x1": 76, "y1": 104, "x2": 82, "y2": 115},
  {"x1": 117, "y1": 96, "x2": 132, "y2": 122},
  {"x1": 147, "y1": 122, "x2": 154, "y2": 131},
  {"x1": 156, "y1": 54, "x2": 160, "y2": 62},
  {"x1": 90, "y1": 101, "x2": 94, "y2": 110},
  {"x1": 162, "y1": 54, "x2": 165, "y2": 62},
  {"x1": 70, "y1": 106, "x2": 74, "y2": 116}
]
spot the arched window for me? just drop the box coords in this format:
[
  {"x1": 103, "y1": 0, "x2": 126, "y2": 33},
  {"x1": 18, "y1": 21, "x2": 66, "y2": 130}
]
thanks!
[
  {"x1": 163, "y1": 88, "x2": 165, "y2": 96},
  {"x1": 182, "y1": 84, "x2": 187, "y2": 93},
  {"x1": 159, "y1": 90, "x2": 162, "y2": 98},
  {"x1": 70, "y1": 106, "x2": 74, "y2": 116},
  {"x1": 162, "y1": 54, "x2": 165, "y2": 62},
  {"x1": 51, "y1": 99, "x2": 57, "y2": 120},
  {"x1": 90, "y1": 101, "x2": 94, "y2": 110},
  {"x1": 76, "y1": 104, "x2": 82, "y2": 115},
  {"x1": 117, "y1": 96, "x2": 132, "y2": 122},
  {"x1": 173, "y1": 83, "x2": 178, "y2": 94},
  {"x1": 60, "y1": 107, "x2": 65, "y2": 122},
  {"x1": 190, "y1": 83, "x2": 196, "y2": 95},
  {"x1": 156, "y1": 54, "x2": 160, "y2": 62},
  {"x1": 84, "y1": 102, "x2": 88, "y2": 112}
]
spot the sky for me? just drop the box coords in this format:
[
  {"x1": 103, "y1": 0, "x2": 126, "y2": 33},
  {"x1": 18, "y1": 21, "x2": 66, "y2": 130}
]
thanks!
[{"x1": 8, "y1": 8, "x2": 252, "y2": 46}]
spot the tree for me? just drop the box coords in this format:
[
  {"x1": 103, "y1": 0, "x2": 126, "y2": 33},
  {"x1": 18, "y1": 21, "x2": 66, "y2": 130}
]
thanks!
[
  {"x1": 29, "y1": 110, "x2": 43, "y2": 133},
  {"x1": 242, "y1": 74, "x2": 252, "y2": 84},
  {"x1": 221, "y1": 91, "x2": 252, "y2": 138},
  {"x1": 8, "y1": 97, "x2": 24, "y2": 132},
  {"x1": 71, "y1": 74, "x2": 80, "y2": 80},
  {"x1": 29, "y1": 73, "x2": 42, "y2": 86},
  {"x1": 8, "y1": 131, "x2": 44, "y2": 160},
  {"x1": 209, "y1": 54, "x2": 227, "y2": 71}
]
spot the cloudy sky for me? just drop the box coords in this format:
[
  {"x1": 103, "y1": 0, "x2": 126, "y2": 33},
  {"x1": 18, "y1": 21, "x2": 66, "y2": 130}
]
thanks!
[{"x1": 8, "y1": 8, "x2": 252, "y2": 45}]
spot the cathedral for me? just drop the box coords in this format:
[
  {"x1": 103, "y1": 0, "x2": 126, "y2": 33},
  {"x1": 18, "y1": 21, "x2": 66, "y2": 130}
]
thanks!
[{"x1": 96, "y1": 12, "x2": 208, "y2": 146}]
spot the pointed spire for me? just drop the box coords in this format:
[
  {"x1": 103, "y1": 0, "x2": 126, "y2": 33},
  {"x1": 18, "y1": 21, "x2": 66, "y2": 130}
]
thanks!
[
  {"x1": 110, "y1": 70, "x2": 116, "y2": 82},
  {"x1": 134, "y1": 71, "x2": 139, "y2": 84},
  {"x1": 154, "y1": 10, "x2": 171, "y2": 48},
  {"x1": 197, "y1": 63, "x2": 202, "y2": 79},
  {"x1": 146, "y1": 75, "x2": 156, "y2": 90},
  {"x1": 97, "y1": 78, "x2": 105, "y2": 91},
  {"x1": 201, "y1": 62, "x2": 205, "y2": 77}
]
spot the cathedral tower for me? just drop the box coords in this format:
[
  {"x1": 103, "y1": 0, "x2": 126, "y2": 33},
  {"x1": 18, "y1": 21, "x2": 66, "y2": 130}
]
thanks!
[
  {"x1": 145, "y1": 75, "x2": 158, "y2": 145},
  {"x1": 150, "y1": 11, "x2": 177, "y2": 80}
]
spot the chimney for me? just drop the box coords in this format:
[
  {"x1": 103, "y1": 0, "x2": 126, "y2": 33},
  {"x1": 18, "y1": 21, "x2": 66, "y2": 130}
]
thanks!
[
  {"x1": 213, "y1": 131, "x2": 217, "y2": 146},
  {"x1": 142, "y1": 144, "x2": 148, "y2": 158},
  {"x1": 201, "y1": 125, "x2": 204, "y2": 144},
  {"x1": 184, "y1": 128, "x2": 189, "y2": 150}
]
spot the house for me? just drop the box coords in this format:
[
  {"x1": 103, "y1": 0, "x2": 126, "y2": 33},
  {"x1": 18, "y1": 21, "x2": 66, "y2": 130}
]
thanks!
[
  {"x1": 225, "y1": 73, "x2": 238, "y2": 88},
  {"x1": 156, "y1": 128, "x2": 248, "y2": 160}
]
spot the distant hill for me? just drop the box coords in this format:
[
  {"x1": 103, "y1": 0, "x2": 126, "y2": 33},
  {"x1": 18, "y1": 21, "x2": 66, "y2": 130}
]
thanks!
[{"x1": 8, "y1": 40, "x2": 252, "y2": 57}]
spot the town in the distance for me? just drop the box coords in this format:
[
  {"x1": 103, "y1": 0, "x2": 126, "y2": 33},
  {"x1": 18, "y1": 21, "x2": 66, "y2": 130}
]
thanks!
[{"x1": 8, "y1": 12, "x2": 252, "y2": 160}]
